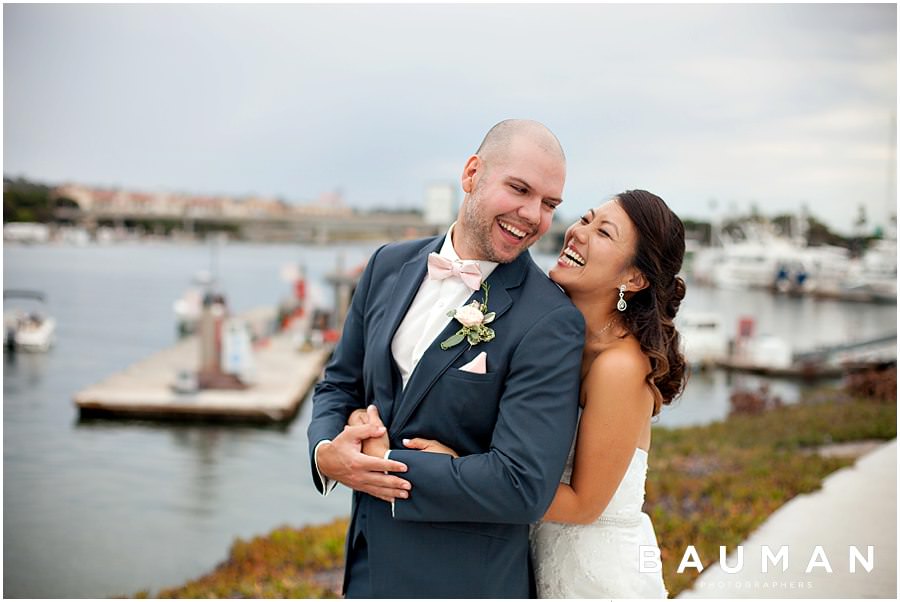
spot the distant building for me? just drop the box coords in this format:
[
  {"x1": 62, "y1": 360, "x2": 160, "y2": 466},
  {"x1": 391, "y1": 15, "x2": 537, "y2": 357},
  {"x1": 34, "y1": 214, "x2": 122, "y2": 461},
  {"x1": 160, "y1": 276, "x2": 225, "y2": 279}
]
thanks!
[
  {"x1": 424, "y1": 183, "x2": 457, "y2": 227},
  {"x1": 49, "y1": 183, "x2": 352, "y2": 220}
]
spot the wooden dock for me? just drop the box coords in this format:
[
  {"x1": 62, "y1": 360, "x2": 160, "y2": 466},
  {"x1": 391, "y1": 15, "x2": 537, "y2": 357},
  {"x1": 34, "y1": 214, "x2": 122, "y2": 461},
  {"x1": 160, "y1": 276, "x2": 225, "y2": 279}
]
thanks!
[{"x1": 74, "y1": 313, "x2": 333, "y2": 423}]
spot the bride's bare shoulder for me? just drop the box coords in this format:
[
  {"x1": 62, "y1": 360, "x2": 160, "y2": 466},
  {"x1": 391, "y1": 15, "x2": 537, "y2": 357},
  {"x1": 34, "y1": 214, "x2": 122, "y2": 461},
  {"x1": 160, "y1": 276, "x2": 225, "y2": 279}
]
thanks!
[{"x1": 582, "y1": 338, "x2": 652, "y2": 408}]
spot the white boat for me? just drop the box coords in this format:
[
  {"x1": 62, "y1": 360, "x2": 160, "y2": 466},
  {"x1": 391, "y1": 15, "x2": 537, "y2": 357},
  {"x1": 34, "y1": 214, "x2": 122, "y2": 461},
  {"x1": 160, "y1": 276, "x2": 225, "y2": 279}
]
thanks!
[
  {"x1": 841, "y1": 238, "x2": 897, "y2": 302},
  {"x1": 740, "y1": 334, "x2": 793, "y2": 370},
  {"x1": 710, "y1": 239, "x2": 796, "y2": 289},
  {"x1": 693, "y1": 222, "x2": 865, "y2": 298},
  {"x1": 693, "y1": 224, "x2": 802, "y2": 290},
  {"x1": 3, "y1": 290, "x2": 56, "y2": 352},
  {"x1": 677, "y1": 311, "x2": 728, "y2": 367},
  {"x1": 773, "y1": 245, "x2": 853, "y2": 296},
  {"x1": 3, "y1": 222, "x2": 50, "y2": 244},
  {"x1": 58, "y1": 226, "x2": 91, "y2": 246}
]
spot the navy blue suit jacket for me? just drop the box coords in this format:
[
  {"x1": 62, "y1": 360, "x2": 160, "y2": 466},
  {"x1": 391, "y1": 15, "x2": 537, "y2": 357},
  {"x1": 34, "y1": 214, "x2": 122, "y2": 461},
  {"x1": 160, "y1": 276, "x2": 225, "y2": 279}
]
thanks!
[{"x1": 308, "y1": 234, "x2": 583, "y2": 598}]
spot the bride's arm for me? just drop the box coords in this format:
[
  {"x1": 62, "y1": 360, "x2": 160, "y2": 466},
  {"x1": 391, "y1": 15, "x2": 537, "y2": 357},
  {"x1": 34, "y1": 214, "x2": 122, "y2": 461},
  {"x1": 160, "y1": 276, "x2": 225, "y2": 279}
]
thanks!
[
  {"x1": 541, "y1": 347, "x2": 654, "y2": 525},
  {"x1": 348, "y1": 408, "x2": 460, "y2": 458}
]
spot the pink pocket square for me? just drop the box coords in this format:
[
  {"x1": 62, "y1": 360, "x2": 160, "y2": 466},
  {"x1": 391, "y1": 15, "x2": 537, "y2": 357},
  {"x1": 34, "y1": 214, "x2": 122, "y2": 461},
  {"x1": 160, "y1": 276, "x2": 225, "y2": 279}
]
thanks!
[{"x1": 459, "y1": 351, "x2": 487, "y2": 374}]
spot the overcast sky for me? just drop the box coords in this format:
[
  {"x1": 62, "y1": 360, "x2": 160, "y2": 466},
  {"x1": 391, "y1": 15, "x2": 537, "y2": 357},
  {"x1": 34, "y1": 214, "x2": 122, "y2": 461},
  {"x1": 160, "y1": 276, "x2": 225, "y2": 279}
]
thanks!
[{"x1": 4, "y1": 3, "x2": 897, "y2": 234}]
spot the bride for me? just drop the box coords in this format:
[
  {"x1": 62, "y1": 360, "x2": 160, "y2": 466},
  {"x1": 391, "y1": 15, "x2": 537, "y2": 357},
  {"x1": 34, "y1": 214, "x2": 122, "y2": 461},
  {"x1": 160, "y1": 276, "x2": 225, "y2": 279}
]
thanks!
[
  {"x1": 352, "y1": 189, "x2": 686, "y2": 598},
  {"x1": 529, "y1": 189, "x2": 686, "y2": 598}
]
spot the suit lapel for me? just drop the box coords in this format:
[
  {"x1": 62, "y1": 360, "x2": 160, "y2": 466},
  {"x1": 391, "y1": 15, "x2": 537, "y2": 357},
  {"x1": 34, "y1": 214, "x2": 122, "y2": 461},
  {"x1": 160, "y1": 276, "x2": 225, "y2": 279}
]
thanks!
[
  {"x1": 375, "y1": 237, "x2": 443, "y2": 425},
  {"x1": 381, "y1": 243, "x2": 438, "y2": 351},
  {"x1": 390, "y1": 251, "x2": 531, "y2": 434}
]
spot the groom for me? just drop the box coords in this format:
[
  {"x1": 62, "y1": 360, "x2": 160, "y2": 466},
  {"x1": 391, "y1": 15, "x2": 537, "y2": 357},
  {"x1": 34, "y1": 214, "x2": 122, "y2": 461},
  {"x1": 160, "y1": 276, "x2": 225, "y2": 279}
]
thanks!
[{"x1": 307, "y1": 119, "x2": 584, "y2": 598}]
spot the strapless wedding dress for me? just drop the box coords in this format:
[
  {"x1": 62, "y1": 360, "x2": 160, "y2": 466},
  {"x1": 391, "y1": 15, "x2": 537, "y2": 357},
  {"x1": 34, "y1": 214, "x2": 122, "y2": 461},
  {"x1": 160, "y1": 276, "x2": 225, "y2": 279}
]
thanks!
[{"x1": 531, "y1": 443, "x2": 668, "y2": 598}]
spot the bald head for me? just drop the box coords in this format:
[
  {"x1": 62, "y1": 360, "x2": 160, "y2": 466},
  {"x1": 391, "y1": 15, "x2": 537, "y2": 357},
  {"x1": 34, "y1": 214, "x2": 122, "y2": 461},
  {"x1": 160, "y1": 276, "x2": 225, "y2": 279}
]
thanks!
[
  {"x1": 454, "y1": 119, "x2": 566, "y2": 263},
  {"x1": 475, "y1": 119, "x2": 566, "y2": 165}
]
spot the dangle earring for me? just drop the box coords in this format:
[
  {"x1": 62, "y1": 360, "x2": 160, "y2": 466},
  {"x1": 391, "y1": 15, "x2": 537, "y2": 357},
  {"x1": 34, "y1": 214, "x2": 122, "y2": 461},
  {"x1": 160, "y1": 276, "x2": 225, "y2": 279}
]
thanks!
[{"x1": 617, "y1": 284, "x2": 627, "y2": 312}]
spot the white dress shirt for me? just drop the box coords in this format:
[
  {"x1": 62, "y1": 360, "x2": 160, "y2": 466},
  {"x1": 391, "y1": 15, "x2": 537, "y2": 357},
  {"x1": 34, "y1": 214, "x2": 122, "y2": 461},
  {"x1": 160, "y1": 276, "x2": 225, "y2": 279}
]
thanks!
[
  {"x1": 315, "y1": 223, "x2": 497, "y2": 495},
  {"x1": 390, "y1": 223, "x2": 497, "y2": 388}
]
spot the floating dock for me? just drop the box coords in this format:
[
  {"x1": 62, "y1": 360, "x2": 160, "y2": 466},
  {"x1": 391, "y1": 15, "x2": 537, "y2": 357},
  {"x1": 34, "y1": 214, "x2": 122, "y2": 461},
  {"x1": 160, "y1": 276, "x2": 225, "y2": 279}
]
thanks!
[
  {"x1": 74, "y1": 308, "x2": 333, "y2": 423},
  {"x1": 714, "y1": 359, "x2": 845, "y2": 379},
  {"x1": 715, "y1": 333, "x2": 896, "y2": 380}
]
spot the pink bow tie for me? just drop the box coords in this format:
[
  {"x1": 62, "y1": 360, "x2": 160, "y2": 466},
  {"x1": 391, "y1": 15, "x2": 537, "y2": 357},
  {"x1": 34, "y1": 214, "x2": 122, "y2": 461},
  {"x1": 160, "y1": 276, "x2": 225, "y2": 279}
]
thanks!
[{"x1": 427, "y1": 252, "x2": 482, "y2": 291}]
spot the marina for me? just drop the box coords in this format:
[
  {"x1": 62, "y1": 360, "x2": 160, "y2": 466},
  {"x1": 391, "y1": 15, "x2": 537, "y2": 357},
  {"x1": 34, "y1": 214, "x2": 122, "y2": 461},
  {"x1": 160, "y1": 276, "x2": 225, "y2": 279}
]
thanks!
[{"x1": 691, "y1": 222, "x2": 897, "y2": 304}]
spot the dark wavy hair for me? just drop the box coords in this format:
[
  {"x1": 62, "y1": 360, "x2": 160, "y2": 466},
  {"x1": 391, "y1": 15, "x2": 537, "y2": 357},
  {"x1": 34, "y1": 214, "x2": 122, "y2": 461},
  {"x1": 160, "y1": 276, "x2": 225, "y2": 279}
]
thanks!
[{"x1": 616, "y1": 190, "x2": 687, "y2": 415}]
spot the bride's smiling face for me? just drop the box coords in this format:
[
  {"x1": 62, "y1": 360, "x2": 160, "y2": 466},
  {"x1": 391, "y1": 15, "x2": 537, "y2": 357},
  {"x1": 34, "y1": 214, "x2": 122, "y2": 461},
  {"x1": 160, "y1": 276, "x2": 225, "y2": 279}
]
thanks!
[{"x1": 550, "y1": 199, "x2": 640, "y2": 298}]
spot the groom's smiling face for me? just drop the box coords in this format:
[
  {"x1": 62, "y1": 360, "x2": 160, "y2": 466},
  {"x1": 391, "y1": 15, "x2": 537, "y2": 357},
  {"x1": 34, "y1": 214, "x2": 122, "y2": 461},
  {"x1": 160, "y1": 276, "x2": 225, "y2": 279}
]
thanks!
[{"x1": 454, "y1": 136, "x2": 565, "y2": 264}]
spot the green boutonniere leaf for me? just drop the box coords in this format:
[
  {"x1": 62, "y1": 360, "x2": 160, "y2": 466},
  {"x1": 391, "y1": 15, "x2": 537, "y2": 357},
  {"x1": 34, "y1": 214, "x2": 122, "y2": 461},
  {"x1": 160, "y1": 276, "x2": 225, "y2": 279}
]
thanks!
[{"x1": 440, "y1": 330, "x2": 466, "y2": 350}]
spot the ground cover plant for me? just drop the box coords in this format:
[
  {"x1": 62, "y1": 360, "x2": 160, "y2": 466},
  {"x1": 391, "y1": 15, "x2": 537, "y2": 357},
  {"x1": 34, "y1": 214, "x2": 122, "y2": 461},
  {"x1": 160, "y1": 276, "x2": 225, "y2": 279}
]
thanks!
[{"x1": 139, "y1": 383, "x2": 896, "y2": 599}]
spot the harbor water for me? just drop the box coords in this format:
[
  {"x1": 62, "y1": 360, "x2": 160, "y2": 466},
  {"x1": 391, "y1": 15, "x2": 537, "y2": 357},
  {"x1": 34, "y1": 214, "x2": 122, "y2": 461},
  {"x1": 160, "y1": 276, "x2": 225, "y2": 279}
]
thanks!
[{"x1": 3, "y1": 241, "x2": 896, "y2": 598}]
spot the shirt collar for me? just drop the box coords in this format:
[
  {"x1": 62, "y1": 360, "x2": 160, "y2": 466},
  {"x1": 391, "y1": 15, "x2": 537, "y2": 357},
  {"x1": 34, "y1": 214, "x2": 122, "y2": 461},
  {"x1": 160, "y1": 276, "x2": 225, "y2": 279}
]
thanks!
[{"x1": 439, "y1": 222, "x2": 499, "y2": 281}]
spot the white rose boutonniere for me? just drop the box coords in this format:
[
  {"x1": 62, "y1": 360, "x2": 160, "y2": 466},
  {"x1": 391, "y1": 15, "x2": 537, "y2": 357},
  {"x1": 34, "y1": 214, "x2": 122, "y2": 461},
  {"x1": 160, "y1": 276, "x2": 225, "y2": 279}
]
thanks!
[
  {"x1": 454, "y1": 303, "x2": 485, "y2": 327},
  {"x1": 440, "y1": 283, "x2": 496, "y2": 350}
]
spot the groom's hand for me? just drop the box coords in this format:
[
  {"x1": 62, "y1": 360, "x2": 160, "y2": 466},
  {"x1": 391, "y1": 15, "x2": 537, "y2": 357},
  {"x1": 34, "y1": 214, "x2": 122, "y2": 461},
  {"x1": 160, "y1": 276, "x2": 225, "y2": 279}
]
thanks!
[{"x1": 317, "y1": 421, "x2": 411, "y2": 503}]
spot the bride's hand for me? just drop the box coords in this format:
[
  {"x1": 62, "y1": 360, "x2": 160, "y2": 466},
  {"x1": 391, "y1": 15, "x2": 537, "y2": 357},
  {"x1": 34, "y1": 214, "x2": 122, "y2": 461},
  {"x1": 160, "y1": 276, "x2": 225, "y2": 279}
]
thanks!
[
  {"x1": 347, "y1": 407, "x2": 369, "y2": 427},
  {"x1": 349, "y1": 405, "x2": 390, "y2": 458},
  {"x1": 403, "y1": 437, "x2": 459, "y2": 458}
]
